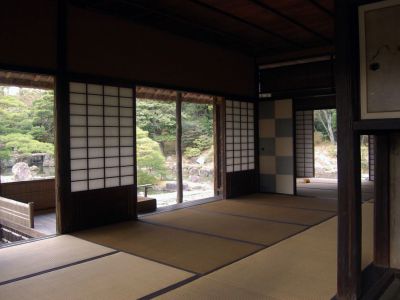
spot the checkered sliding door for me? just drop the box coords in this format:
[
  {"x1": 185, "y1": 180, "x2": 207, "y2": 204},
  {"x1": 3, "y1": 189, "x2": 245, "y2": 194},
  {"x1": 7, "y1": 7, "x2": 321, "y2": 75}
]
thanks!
[{"x1": 259, "y1": 99, "x2": 294, "y2": 194}]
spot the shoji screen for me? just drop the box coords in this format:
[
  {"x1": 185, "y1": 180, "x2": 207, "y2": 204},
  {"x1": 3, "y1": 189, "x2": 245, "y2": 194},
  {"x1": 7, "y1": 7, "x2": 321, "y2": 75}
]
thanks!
[
  {"x1": 69, "y1": 82, "x2": 135, "y2": 192},
  {"x1": 368, "y1": 135, "x2": 375, "y2": 181},
  {"x1": 225, "y1": 100, "x2": 255, "y2": 173},
  {"x1": 295, "y1": 110, "x2": 314, "y2": 178}
]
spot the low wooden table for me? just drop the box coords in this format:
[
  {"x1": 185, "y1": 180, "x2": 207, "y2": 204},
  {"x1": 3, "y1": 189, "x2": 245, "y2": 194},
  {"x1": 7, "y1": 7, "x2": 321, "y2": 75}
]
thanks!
[{"x1": 137, "y1": 196, "x2": 157, "y2": 214}]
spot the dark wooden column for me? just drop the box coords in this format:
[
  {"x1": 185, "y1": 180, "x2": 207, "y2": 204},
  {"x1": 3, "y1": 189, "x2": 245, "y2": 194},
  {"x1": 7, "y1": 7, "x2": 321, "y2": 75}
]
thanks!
[
  {"x1": 55, "y1": 0, "x2": 71, "y2": 234},
  {"x1": 335, "y1": 0, "x2": 362, "y2": 298},
  {"x1": 176, "y1": 92, "x2": 183, "y2": 203},
  {"x1": 374, "y1": 135, "x2": 390, "y2": 267}
]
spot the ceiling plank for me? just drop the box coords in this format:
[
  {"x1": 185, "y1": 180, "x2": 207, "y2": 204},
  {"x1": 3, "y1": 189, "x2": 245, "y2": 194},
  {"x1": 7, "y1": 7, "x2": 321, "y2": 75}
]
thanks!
[
  {"x1": 249, "y1": 0, "x2": 333, "y2": 43},
  {"x1": 188, "y1": 0, "x2": 305, "y2": 49},
  {"x1": 308, "y1": 0, "x2": 334, "y2": 18}
]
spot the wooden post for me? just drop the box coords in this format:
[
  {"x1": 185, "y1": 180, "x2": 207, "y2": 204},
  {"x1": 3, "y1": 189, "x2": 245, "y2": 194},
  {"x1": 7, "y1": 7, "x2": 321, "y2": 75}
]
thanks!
[
  {"x1": 374, "y1": 134, "x2": 390, "y2": 267},
  {"x1": 176, "y1": 92, "x2": 183, "y2": 203},
  {"x1": 335, "y1": 0, "x2": 362, "y2": 298}
]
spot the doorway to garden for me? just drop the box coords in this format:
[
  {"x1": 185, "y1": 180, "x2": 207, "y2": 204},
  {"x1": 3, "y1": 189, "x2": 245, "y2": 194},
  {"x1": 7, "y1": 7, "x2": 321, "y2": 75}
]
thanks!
[
  {"x1": 295, "y1": 108, "x2": 374, "y2": 201},
  {"x1": 0, "y1": 70, "x2": 57, "y2": 245},
  {"x1": 136, "y1": 86, "x2": 217, "y2": 211}
]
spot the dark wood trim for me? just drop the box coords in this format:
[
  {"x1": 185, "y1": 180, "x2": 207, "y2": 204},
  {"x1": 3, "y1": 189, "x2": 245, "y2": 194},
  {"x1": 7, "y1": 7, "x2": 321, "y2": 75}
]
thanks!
[
  {"x1": 374, "y1": 135, "x2": 390, "y2": 267},
  {"x1": 213, "y1": 97, "x2": 220, "y2": 196},
  {"x1": 354, "y1": 119, "x2": 400, "y2": 133},
  {"x1": 132, "y1": 86, "x2": 138, "y2": 219},
  {"x1": 176, "y1": 92, "x2": 183, "y2": 203},
  {"x1": 221, "y1": 98, "x2": 227, "y2": 199},
  {"x1": 0, "y1": 63, "x2": 56, "y2": 76},
  {"x1": 67, "y1": 72, "x2": 258, "y2": 103},
  {"x1": 249, "y1": 0, "x2": 333, "y2": 43},
  {"x1": 292, "y1": 101, "x2": 297, "y2": 195},
  {"x1": 260, "y1": 87, "x2": 335, "y2": 100},
  {"x1": 55, "y1": 0, "x2": 71, "y2": 234},
  {"x1": 188, "y1": 0, "x2": 304, "y2": 49},
  {"x1": 294, "y1": 95, "x2": 336, "y2": 111},
  {"x1": 360, "y1": 264, "x2": 395, "y2": 300},
  {"x1": 308, "y1": 0, "x2": 335, "y2": 18},
  {"x1": 335, "y1": 0, "x2": 362, "y2": 298}
]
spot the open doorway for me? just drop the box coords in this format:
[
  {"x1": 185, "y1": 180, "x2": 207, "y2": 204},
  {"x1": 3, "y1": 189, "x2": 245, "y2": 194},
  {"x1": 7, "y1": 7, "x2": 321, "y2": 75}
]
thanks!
[
  {"x1": 0, "y1": 70, "x2": 56, "y2": 245},
  {"x1": 295, "y1": 108, "x2": 374, "y2": 201},
  {"x1": 136, "y1": 86, "x2": 216, "y2": 211}
]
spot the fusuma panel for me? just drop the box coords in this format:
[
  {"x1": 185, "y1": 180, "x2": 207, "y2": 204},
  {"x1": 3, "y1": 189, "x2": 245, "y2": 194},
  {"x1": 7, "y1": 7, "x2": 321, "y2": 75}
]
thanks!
[
  {"x1": 259, "y1": 99, "x2": 294, "y2": 195},
  {"x1": 225, "y1": 100, "x2": 255, "y2": 173},
  {"x1": 69, "y1": 82, "x2": 135, "y2": 192},
  {"x1": 296, "y1": 110, "x2": 314, "y2": 178}
]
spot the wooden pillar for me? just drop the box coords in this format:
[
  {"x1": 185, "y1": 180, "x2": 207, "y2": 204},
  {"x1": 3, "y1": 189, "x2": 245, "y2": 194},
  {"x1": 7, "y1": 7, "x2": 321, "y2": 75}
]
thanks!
[
  {"x1": 374, "y1": 135, "x2": 390, "y2": 267},
  {"x1": 335, "y1": 0, "x2": 362, "y2": 298},
  {"x1": 55, "y1": 0, "x2": 71, "y2": 233},
  {"x1": 176, "y1": 92, "x2": 183, "y2": 203}
]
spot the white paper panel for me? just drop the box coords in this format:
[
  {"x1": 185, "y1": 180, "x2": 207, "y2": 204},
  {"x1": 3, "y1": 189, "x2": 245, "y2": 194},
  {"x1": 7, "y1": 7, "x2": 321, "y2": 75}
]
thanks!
[
  {"x1": 105, "y1": 167, "x2": 119, "y2": 177},
  {"x1": 104, "y1": 96, "x2": 118, "y2": 106},
  {"x1": 227, "y1": 166, "x2": 233, "y2": 172},
  {"x1": 71, "y1": 159, "x2": 87, "y2": 170},
  {"x1": 88, "y1": 95, "x2": 102, "y2": 106},
  {"x1": 71, "y1": 170, "x2": 87, "y2": 181},
  {"x1": 88, "y1": 158, "x2": 104, "y2": 169},
  {"x1": 70, "y1": 138, "x2": 87, "y2": 148},
  {"x1": 88, "y1": 147, "x2": 104, "y2": 158},
  {"x1": 105, "y1": 157, "x2": 119, "y2": 167},
  {"x1": 88, "y1": 116, "x2": 103, "y2": 126},
  {"x1": 120, "y1": 176, "x2": 134, "y2": 186},
  {"x1": 70, "y1": 104, "x2": 86, "y2": 115},
  {"x1": 105, "y1": 106, "x2": 118, "y2": 116},
  {"x1": 120, "y1": 108, "x2": 133, "y2": 117},
  {"x1": 70, "y1": 126, "x2": 86, "y2": 137},
  {"x1": 105, "y1": 127, "x2": 119, "y2": 136},
  {"x1": 105, "y1": 137, "x2": 119, "y2": 147},
  {"x1": 105, "y1": 117, "x2": 118, "y2": 126},
  {"x1": 120, "y1": 97, "x2": 133, "y2": 107},
  {"x1": 120, "y1": 127, "x2": 133, "y2": 136},
  {"x1": 119, "y1": 88, "x2": 133, "y2": 97},
  {"x1": 88, "y1": 84, "x2": 103, "y2": 94},
  {"x1": 226, "y1": 100, "x2": 233, "y2": 107},
  {"x1": 71, "y1": 181, "x2": 88, "y2": 192},
  {"x1": 106, "y1": 177, "x2": 119, "y2": 187},
  {"x1": 87, "y1": 105, "x2": 103, "y2": 116},
  {"x1": 70, "y1": 82, "x2": 86, "y2": 93},
  {"x1": 121, "y1": 156, "x2": 133, "y2": 166},
  {"x1": 70, "y1": 115, "x2": 86, "y2": 126},
  {"x1": 89, "y1": 179, "x2": 104, "y2": 190},
  {"x1": 120, "y1": 147, "x2": 133, "y2": 156},
  {"x1": 88, "y1": 137, "x2": 103, "y2": 147},
  {"x1": 120, "y1": 117, "x2": 133, "y2": 127},
  {"x1": 121, "y1": 166, "x2": 134, "y2": 176},
  {"x1": 88, "y1": 127, "x2": 103, "y2": 137},
  {"x1": 105, "y1": 147, "x2": 119, "y2": 157},
  {"x1": 70, "y1": 148, "x2": 87, "y2": 159},
  {"x1": 89, "y1": 169, "x2": 104, "y2": 179},
  {"x1": 70, "y1": 93, "x2": 86, "y2": 104},
  {"x1": 104, "y1": 86, "x2": 118, "y2": 96},
  {"x1": 120, "y1": 137, "x2": 133, "y2": 146}
]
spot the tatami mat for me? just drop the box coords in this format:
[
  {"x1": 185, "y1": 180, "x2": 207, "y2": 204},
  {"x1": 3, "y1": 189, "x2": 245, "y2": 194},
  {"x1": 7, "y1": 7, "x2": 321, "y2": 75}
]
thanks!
[
  {"x1": 193, "y1": 199, "x2": 336, "y2": 226},
  {"x1": 0, "y1": 235, "x2": 114, "y2": 284},
  {"x1": 235, "y1": 193, "x2": 338, "y2": 212},
  {"x1": 143, "y1": 208, "x2": 306, "y2": 245},
  {"x1": 0, "y1": 252, "x2": 193, "y2": 300},
  {"x1": 73, "y1": 221, "x2": 262, "y2": 274},
  {"x1": 158, "y1": 203, "x2": 374, "y2": 299}
]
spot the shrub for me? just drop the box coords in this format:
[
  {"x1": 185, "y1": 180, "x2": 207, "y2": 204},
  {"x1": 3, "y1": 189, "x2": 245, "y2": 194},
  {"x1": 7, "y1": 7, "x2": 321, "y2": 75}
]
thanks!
[{"x1": 184, "y1": 147, "x2": 201, "y2": 158}]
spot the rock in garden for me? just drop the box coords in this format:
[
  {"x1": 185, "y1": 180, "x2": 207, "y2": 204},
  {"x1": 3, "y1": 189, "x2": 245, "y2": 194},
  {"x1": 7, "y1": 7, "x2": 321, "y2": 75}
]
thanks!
[{"x1": 12, "y1": 162, "x2": 32, "y2": 181}]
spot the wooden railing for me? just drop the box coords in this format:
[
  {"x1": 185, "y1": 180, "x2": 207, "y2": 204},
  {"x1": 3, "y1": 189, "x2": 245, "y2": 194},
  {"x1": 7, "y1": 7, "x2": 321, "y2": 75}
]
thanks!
[{"x1": 0, "y1": 196, "x2": 34, "y2": 228}]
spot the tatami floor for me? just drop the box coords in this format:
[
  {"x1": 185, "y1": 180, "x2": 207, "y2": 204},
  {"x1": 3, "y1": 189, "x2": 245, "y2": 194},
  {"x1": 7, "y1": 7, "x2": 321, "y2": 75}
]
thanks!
[{"x1": 0, "y1": 193, "x2": 374, "y2": 299}]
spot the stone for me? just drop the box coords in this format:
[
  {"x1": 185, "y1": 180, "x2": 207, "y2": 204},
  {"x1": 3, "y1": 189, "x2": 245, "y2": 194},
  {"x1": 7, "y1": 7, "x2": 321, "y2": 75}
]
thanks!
[{"x1": 12, "y1": 162, "x2": 32, "y2": 181}]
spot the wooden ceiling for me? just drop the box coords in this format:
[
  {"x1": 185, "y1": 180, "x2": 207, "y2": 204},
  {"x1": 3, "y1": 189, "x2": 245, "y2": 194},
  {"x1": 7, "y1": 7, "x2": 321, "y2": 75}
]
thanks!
[{"x1": 70, "y1": 0, "x2": 334, "y2": 59}]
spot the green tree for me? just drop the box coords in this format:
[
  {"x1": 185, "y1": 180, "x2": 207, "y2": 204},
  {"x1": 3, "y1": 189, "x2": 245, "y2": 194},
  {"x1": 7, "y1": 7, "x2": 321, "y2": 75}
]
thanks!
[
  {"x1": 30, "y1": 92, "x2": 54, "y2": 143},
  {"x1": 136, "y1": 127, "x2": 167, "y2": 185},
  {"x1": 0, "y1": 133, "x2": 54, "y2": 160},
  {"x1": 314, "y1": 109, "x2": 337, "y2": 144},
  {"x1": 0, "y1": 96, "x2": 32, "y2": 135}
]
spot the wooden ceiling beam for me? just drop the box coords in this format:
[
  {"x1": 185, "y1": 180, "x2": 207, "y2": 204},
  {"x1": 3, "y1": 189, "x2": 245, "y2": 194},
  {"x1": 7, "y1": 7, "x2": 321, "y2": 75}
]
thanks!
[
  {"x1": 249, "y1": 0, "x2": 333, "y2": 44},
  {"x1": 118, "y1": 0, "x2": 259, "y2": 52},
  {"x1": 308, "y1": 0, "x2": 334, "y2": 18},
  {"x1": 188, "y1": 0, "x2": 304, "y2": 49}
]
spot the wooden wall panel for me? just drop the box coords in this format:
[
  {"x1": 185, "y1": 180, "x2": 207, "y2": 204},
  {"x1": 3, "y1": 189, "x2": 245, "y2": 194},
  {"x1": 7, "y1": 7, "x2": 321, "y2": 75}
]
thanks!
[
  {"x1": 0, "y1": 0, "x2": 57, "y2": 70},
  {"x1": 1, "y1": 179, "x2": 55, "y2": 211},
  {"x1": 67, "y1": 6, "x2": 256, "y2": 98}
]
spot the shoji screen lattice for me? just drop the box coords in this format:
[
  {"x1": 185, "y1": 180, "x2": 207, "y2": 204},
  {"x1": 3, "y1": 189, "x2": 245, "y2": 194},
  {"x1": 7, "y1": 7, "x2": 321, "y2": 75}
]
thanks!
[
  {"x1": 225, "y1": 100, "x2": 255, "y2": 173},
  {"x1": 295, "y1": 110, "x2": 314, "y2": 178},
  {"x1": 69, "y1": 82, "x2": 135, "y2": 192}
]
